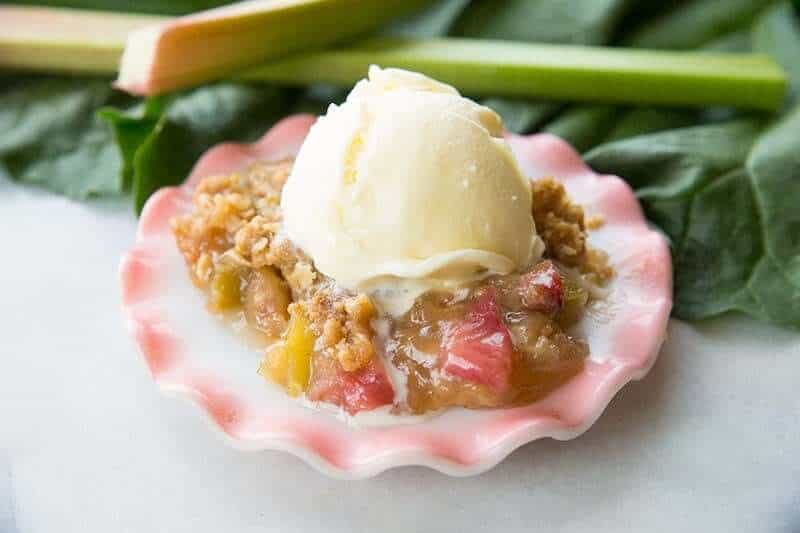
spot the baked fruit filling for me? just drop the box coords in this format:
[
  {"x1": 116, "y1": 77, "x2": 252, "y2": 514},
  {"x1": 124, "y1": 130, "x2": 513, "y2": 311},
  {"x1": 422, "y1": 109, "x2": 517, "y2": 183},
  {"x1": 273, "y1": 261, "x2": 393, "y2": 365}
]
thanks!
[{"x1": 172, "y1": 159, "x2": 612, "y2": 415}]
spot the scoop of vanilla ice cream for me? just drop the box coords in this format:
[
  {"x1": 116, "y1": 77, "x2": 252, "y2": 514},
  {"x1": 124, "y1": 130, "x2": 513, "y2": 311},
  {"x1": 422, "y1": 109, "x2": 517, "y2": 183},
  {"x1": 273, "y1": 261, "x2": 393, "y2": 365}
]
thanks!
[{"x1": 281, "y1": 66, "x2": 539, "y2": 304}]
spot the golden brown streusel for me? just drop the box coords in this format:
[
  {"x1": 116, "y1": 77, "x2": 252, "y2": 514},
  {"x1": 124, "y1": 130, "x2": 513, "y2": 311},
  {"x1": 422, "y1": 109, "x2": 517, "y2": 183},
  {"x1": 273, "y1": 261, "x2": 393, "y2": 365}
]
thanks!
[
  {"x1": 243, "y1": 267, "x2": 291, "y2": 337},
  {"x1": 234, "y1": 215, "x2": 279, "y2": 267},
  {"x1": 298, "y1": 290, "x2": 377, "y2": 372},
  {"x1": 582, "y1": 248, "x2": 614, "y2": 285},
  {"x1": 532, "y1": 177, "x2": 587, "y2": 265},
  {"x1": 532, "y1": 177, "x2": 613, "y2": 285},
  {"x1": 173, "y1": 160, "x2": 317, "y2": 297},
  {"x1": 586, "y1": 214, "x2": 605, "y2": 230}
]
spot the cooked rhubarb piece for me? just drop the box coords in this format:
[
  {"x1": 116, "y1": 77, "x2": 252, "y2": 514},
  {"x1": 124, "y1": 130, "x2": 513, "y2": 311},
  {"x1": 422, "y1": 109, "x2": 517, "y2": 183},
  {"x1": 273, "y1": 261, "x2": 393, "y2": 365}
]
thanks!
[
  {"x1": 441, "y1": 289, "x2": 514, "y2": 394},
  {"x1": 259, "y1": 344, "x2": 290, "y2": 389},
  {"x1": 307, "y1": 356, "x2": 394, "y2": 415},
  {"x1": 259, "y1": 305, "x2": 314, "y2": 396},
  {"x1": 284, "y1": 306, "x2": 315, "y2": 396},
  {"x1": 518, "y1": 260, "x2": 563, "y2": 314},
  {"x1": 559, "y1": 278, "x2": 589, "y2": 327},
  {"x1": 208, "y1": 265, "x2": 241, "y2": 311},
  {"x1": 243, "y1": 267, "x2": 291, "y2": 338}
]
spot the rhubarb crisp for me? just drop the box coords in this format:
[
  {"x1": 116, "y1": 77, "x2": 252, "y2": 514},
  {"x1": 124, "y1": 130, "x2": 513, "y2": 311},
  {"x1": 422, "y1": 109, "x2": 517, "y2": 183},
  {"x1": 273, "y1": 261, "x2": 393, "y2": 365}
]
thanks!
[{"x1": 172, "y1": 160, "x2": 612, "y2": 415}]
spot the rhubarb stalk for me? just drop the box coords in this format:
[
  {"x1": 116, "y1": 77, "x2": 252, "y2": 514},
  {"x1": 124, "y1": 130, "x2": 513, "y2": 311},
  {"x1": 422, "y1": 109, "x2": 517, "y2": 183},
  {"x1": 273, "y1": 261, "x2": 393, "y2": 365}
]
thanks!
[
  {"x1": 0, "y1": 6, "x2": 787, "y2": 110},
  {"x1": 114, "y1": 0, "x2": 433, "y2": 95},
  {"x1": 0, "y1": 6, "x2": 159, "y2": 75},
  {"x1": 245, "y1": 37, "x2": 787, "y2": 111}
]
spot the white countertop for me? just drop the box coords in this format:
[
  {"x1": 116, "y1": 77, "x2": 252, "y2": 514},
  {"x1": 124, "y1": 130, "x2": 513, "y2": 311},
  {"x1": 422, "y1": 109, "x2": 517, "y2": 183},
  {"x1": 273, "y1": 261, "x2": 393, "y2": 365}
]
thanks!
[{"x1": 1, "y1": 178, "x2": 798, "y2": 533}]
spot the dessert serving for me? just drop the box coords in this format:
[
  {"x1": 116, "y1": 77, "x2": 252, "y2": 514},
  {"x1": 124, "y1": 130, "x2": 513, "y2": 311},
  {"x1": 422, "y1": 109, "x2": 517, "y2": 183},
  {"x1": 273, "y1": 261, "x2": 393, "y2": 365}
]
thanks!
[
  {"x1": 121, "y1": 66, "x2": 672, "y2": 475},
  {"x1": 172, "y1": 67, "x2": 615, "y2": 416}
]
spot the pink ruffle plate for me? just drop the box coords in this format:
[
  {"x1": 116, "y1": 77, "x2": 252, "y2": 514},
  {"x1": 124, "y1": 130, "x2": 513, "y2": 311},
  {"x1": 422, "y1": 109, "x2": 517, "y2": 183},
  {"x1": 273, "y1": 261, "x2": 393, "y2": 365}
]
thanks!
[{"x1": 120, "y1": 114, "x2": 672, "y2": 478}]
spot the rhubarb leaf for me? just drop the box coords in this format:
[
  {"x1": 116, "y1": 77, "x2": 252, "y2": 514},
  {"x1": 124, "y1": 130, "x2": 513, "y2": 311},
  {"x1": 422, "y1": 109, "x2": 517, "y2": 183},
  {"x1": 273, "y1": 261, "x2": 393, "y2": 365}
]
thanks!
[
  {"x1": 624, "y1": 0, "x2": 777, "y2": 49},
  {"x1": 752, "y1": 2, "x2": 800, "y2": 100},
  {"x1": 98, "y1": 98, "x2": 164, "y2": 191},
  {"x1": 452, "y1": 0, "x2": 628, "y2": 45},
  {"x1": 0, "y1": 76, "x2": 132, "y2": 198},
  {"x1": 585, "y1": 110, "x2": 800, "y2": 328},
  {"x1": 388, "y1": 0, "x2": 470, "y2": 38},
  {"x1": 101, "y1": 83, "x2": 290, "y2": 212}
]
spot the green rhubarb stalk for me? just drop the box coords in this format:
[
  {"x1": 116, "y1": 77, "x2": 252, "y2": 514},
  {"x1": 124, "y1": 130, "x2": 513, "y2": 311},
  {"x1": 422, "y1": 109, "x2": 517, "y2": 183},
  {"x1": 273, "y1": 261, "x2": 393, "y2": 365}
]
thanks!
[
  {"x1": 0, "y1": 7, "x2": 787, "y2": 110},
  {"x1": 245, "y1": 37, "x2": 787, "y2": 111},
  {"x1": 114, "y1": 0, "x2": 433, "y2": 95},
  {"x1": 0, "y1": 6, "x2": 160, "y2": 75}
]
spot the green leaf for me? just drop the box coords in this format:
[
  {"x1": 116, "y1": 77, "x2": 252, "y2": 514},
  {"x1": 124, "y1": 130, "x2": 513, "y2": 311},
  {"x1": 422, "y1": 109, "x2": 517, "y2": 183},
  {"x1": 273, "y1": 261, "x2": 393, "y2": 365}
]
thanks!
[
  {"x1": 484, "y1": 99, "x2": 561, "y2": 135},
  {"x1": 604, "y1": 108, "x2": 700, "y2": 143},
  {"x1": 452, "y1": 0, "x2": 629, "y2": 45},
  {"x1": 542, "y1": 105, "x2": 699, "y2": 156},
  {"x1": 586, "y1": 119, "x2": 762, "y2": 197},
  {"x1": 387, "y1": 0, "x2": 470, "y2": 38},
  {"x1": 98, "y1": 97, "x2": 164, "y2": 190},
  {"x1": 752, "y1": 1, "x2": 800, "y2": 100},
  {"x1": 624, "y1": 0, "x2": 777, "y2": 49},
  {"x1": 585, "y1": 113, "x2": 800, "y2": 328},
  {"x1": 745, "y1": 107, "x2": 800, "y2": 287},
  {"x1": 101, "y1": 83, "x2": 291, "y2": 213},
  {"x1": 543, "y1": 106, "x2": 619, "y2": 153},
  {"x1": 0, "y1": 76, "x2": 132, "y2": 198}
]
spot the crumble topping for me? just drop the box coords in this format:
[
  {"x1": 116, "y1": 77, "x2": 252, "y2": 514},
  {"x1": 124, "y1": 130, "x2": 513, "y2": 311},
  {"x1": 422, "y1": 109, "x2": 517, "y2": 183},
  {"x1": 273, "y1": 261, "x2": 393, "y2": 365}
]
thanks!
[
  {"x1": 234, "y1": 215, "x2": 279, "y2": 268},
  {"x1": 586, "y1": 214, "x2": 605, "y2": 230},
  {"x1": 532, "y1": 177, "x2": 586, "y2": 266},
  {"x1": 532, "y1": 177, "x2": 613, "y2": 285},
  {"x1": 173, "y1": 161, "x2": 319, "y2": 297},
  {"x1": 300, "y1": 291, "x2": 377, "y2": 372}
]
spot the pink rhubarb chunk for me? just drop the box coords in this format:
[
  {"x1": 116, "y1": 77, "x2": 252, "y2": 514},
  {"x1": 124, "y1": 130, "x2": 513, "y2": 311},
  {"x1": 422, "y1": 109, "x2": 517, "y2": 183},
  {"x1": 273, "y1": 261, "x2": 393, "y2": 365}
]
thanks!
[
  {"x1": 307, "y1": 358, "x2": 395, "y2": 415},
  {"x1": 442, "y1": 289, "x2": 514, "y2": 393},
  {"x1": 519, "y1": 260, "x2": 563, "y2": 313}
]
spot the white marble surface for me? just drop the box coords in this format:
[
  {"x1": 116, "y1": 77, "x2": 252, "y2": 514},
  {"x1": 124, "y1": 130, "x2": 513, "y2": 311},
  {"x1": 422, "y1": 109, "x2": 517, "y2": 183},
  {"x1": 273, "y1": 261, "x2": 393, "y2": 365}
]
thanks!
[{"x1": 1, "y1": 178, "x2": 799, "y2": 533}]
